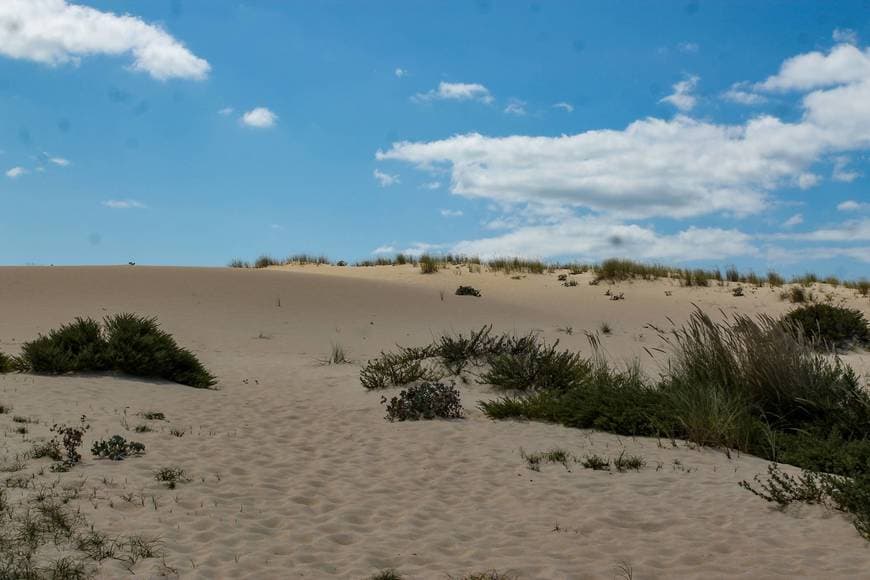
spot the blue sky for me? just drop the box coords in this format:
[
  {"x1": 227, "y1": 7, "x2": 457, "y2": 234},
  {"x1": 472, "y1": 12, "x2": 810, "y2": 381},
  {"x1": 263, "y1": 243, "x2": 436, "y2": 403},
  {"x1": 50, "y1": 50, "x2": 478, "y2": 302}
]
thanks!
[{"x1": 0, "y1": 1, "x2": 868, "y2": 278}]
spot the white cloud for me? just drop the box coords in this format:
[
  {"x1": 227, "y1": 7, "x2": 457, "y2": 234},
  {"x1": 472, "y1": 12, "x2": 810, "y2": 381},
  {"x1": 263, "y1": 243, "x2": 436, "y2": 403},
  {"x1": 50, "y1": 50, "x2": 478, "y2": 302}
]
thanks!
[
  {"x1": 49, "y1": 156, "x2": 70, "y2": 166},
  {"x1": 440, "y1": 209, "x2": 463, "y2": 218},
  {"x1": 766, "y1": 218, "x2": 870, "y2": 242},
  {"x1": 413, "y1": 82, "x2": 493, "y2": 104},
  {"x1": 797, "y1": 173, "x2": 820, "y2": 189},
  {"x1": 101, "y1": 199, "x2": 146, "y2": 209},
  {"x1": 394, "y1": 67, "x2": 407, "y2": 78},
  {"x1": 837, "y1": 200, "x2": 869, "y2": 212},
  {"x1": 765, "y1": 245, "x2": 870, "y2": 264},
  {"x1": 552, "y1": 102, "x2": 574, "y2": 112},
  {"x1": 0, "y1": 0, "x2": 210, "y2": 80},
  {"x1": 422, "y1": 181, "x2": 441, "y2": 190},
  {"x1": 832, "y1": 156, "x2": 859, "y2": 182},
  {"x1": 372, "y1": 245, "x2": 396, "y2": 255},
  {"x1": 722, "y1": 82, "x2": 766, "y2": 105},
  {"x1": 660, "y1": 75, "x2": 699, "y2": 111},
  {"x1": 5, "y1": 166, "x2": 26, "y2": 178},
  {"x1": 399, "y1": 242, "x2": 444, "y2": 256},
  {"x1": 757, "y1": 43, "x2": 870, "y2": 92},
  {"x1": 218, "y1": 107, "x2": 235, "y2": 116},
  {"x1": 373, "y1": 169, "x2": 399, "y2": 187},
  {"x1": 450, "y1": 216, "x2": 757, "y2": 262},
  {"x1": 240, "y1": 107, "x2": 277, "y2": 129},
  {"x1": 782, "y1": 213, "x2": 803, "y2": 228},
  {"x1": 677, "y1": 42, "x2": 699, "y2": 54},
  {"x1": 504, "y1": 99, "x2": 527, "y2": 116},
  {"x1": 833, "y1": 28, "x2": 858, "y2": 45}
]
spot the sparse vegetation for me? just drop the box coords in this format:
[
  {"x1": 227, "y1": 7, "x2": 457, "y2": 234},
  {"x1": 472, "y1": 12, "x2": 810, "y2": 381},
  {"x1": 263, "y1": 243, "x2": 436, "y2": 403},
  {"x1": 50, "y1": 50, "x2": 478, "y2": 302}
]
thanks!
[
  {"x1": 455, "y1": 285, "x2": 482, "y2": 297},
  {"x1": 154, "y1": 467, "x2": 189, "y2": 489},
  {"x1": 91, "y1": 435, "x2": 145, "y2": 460},
  {"x1": 781, "y1": 286, "x2": 812, "y2": 303},
  {"x1": 0, "y1": 352, "x2": 18, "y2": 373},
  {"x1": 322, "y1": 342, "x2": 350, "y2": 364},
  {"x1": 382, "y1": 382, "x2": 463, "y2": 422},
  {"x1": 521, "y1": 448, "x2": 573, "y2": 471},
  {"x1": 419, "y1": 254, "x2": 440, "y2": 274},
  {"x1": 228, "y1": 258, "x2": 251, "y2": 268}
]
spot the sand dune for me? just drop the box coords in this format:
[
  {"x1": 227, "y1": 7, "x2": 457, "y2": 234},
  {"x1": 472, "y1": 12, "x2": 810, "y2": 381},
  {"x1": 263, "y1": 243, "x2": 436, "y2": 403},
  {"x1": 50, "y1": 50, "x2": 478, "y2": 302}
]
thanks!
[{"x1": 1, "y1": 265, "x2": 869, "y2": 579}]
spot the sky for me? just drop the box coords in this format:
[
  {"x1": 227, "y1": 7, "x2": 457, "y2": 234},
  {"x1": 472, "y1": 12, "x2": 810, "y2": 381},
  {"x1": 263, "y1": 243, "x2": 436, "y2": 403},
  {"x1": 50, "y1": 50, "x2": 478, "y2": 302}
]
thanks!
[{"x1": 0, "y1": 0, "x2": 868, "y2": 278}]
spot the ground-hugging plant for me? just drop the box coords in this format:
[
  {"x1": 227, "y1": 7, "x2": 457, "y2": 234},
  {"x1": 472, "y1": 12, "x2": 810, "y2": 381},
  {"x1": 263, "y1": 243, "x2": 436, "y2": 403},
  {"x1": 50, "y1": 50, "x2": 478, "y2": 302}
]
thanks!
[
  {"x1": 382, "y1": 382, "x2": 464, "y2": 421},
  {"x1": 154, "y1": 467, "x2": 189, "y2": 489},
  {"x1": 91, "y1": 435, "x2": 146, "y2": 460},
  {"x1": 783, "y1": 303, "x2": 870, "y2": 350},
  {"x1": 455, "y1": 285, "x2": 482, "y2": 297},
  {"x1": 19, "y1": 317, "x2": 106, "y2": 374}
]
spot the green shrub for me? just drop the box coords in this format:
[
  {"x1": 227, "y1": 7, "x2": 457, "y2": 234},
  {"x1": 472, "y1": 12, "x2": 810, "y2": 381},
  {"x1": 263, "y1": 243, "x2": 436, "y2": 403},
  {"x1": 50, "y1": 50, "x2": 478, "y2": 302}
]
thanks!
[
  {"x1": 0, "y1": 352, "x2": 18, "y2": 373},
  {"x1": 455, "y1": 285, "x2": 481, "y2": 297},
  {"x1": 581, "y1": 454, "x2": 610, "y2": 470},
  {"x1": 91, "y1": 435, "x2": 146, "y2": 460},
  {"x1": 481, "y1": 341, "x2": 590, "y2": 392},
  {"x1": 254, "y1": 255, "x2": 280, "y2": 268},
  {"x1": 19, "y1": 317, "x2": 106, "y2": 373},
  {"x1": 103, "y1": 313, "x2": 216, "y2": 388},
  {"x1": 382, "y1": 382, "x2": 464, "y2": 422},
  {"x1": 783, "y1": 303, "x2": 870, "y2": 349},
  {"x1": 154, "y1": 467, "x2": 189, "y2": 489},
  {"x1": 360, "y1": 350, "x2": 437, "y2": 390},
  {"x1": 228, "y1": 259, "x2": 251, "y2": 268}
]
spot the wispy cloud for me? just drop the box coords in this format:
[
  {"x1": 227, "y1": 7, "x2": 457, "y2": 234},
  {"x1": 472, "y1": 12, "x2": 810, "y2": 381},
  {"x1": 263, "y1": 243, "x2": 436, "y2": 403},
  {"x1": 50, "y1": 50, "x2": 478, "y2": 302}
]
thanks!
[
  {"x1": 660, "y1": 75, "x2": 699, "y2": 111},
  {"x1": 413, "y1": 81, "x2": 493, "y2": 104},
  {"x1": 372, "y1": 245, "x2": 396, "y2": 254},
  {"x1": 440, "y1": 209, "x2": 463, "y2": 218},
  {"x1": 837, "y1": 200, "x2": 870, "y2": 212},
  {"x1": 833, "y1": 28, "x2": 858, "y2": 45},
  {"x1": 552, "y1": 102, "x2": 574, "y2": 112},
  {"x1": 677, "y1": 42, "x2": 699, "y2": 54},
  {"x1": 0, "y1": 0, "x2": 210, "y2": 80},
  {"x1": 722, "y1": 82, "x2": 766, "y2": 105},
  {"x1": 218, "y1": 107, "x2": 235, "y2": 116},
  {"x1": 832, "y1": 156, "x2": 859, "y2": 182},
  {"x1": 782, "y1": 213, "x2": 803, "y2": 228},
  {"x1": 504, "y1": 99, "x2": 527, "y2": 116},
  {"x1": 49, "y1": 156, "x2": 70, "y2": 167},
  {"x1": 240, "y1": 107, "x2": 278, "y2": 129},
  {"x1": 373, "y1": 169, "x2": 399, "y2": 187},
  {"x1": 5, "y1": 166, "x2": 26, "y2": 178},
  {"x1": 394, "y1": 67, "x2": 407, "y2": 78},
  {"x1": 101, "y1": 199, "x2": 147, "y2": 209}
]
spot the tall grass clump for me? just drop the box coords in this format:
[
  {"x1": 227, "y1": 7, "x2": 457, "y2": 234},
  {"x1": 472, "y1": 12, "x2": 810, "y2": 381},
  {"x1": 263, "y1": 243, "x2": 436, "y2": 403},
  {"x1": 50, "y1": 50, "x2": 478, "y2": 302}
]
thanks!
[
  {"x1": 595, "y1": 259, "x2": 670, "y2": 281},
  {"x1": 17, "y1": 314, "x2": 215, "y2": 388},
  {"x1": 228, "y1": 259, "x2": 251, "y2": 268},
  {"x1": 286, "y1": 254, "x2": 330, "y2": 265},
  {"x1": 487, "y1": 258, "x2": 546, "y2": 275},
  {"x1": 767, "y1": 271, "x2": 785, "y2": 287},
  {"x1": 254, "y1": 255, "x2": 281, "y2": 268},
  {"x1": 419, "y1": 254, "x2": 440, "y2": 274}
]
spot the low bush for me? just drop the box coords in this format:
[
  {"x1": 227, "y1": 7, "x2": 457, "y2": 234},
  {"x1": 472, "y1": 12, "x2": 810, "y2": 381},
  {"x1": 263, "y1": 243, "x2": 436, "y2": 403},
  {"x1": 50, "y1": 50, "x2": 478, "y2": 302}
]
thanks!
[
  {"x1": 455, "y1": 285, "x2": 481, "y2": 297},
  {"x1": 781, "y1": 286, "x2": 811, "y2": 303},
  {"x1": 91, "y1": 435, "x2": 146, "y2": 460},
  {"x1": 783, "y1": 303, "x2": 870, "y2": 350},
  {"x1": 16, "y1": 314, "x2": 215, "y2": 388},
  {"x1": 155, "y1": 467, "x2": 189, "y2": 489},
  {"x1": 19, "y1": 317, "x2": 106, "y2": 373},
  {"x1": 360, "y1": 350, "x2": 437, "y2": 390},
  {"x1": 382, "y1": 382, "x2": 463, "y2": 422},
  {"x1": 481, "y1": 342, "x2": 590, "y2": 392},
  {"x1": 103, "y1": 314, "x2": 216, "y2": 388},
  {"x1": 0, "y1": 352, "x2": 18, "y2": 373}
]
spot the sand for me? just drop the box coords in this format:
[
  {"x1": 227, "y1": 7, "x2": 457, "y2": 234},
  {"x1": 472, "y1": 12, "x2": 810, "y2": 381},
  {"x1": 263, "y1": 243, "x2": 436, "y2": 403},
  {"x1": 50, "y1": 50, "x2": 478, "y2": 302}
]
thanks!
[{"x1": 1, "y1": 264, "x2": 868, "y2": 579}]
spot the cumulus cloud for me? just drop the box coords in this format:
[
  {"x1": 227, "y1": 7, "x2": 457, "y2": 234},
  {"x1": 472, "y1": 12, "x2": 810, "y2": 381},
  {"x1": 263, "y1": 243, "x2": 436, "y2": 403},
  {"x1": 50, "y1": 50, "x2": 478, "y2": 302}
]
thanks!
[
  {"x1": 372, "y1": 245, "x2": 396, "y2": 255},
  {"x1": 5, "y1": 166, "x2": 26, "y2": 178},
  {"x1": 756, "y1": 43, "x2": 870, "y2": 92},
  {"x1": 660, "y1": 75, "x2": 699, "y2": 111},
  {"x1": 101, "y1": 199, "x2": 146, "y2": 209},
  {"x1": 413, "y1": 82, "x2": 493, "y2": 104},
  {"x1": 552, "y1": 102, "x2": 574, "y2": 112},
  {"x1": 0, "y1": 0, "x2": 210, "y2": 80},
  {"x1": 240, "y1": 107, "x2": 277, "y2": 129},
  {"x1": 450, "y1": 217, "x2": 757, "y2": 262},
  {"x1": 765, "y1": 245, "x2": 870, "y2": 264},
  {"x1": 373, "y1": 169, "x2": 399, "y2": 187},
  {"x1": 377, "y1": 41, "x2": 870, "y2": 223}
]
